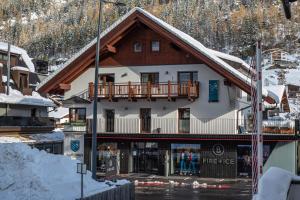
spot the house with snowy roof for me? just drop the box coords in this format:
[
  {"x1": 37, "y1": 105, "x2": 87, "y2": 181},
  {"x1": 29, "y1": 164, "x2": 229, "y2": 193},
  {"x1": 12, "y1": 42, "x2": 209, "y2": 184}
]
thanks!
[
  {"x1": 0, "y1": 42, "x2": 63, "y2": 153},
  {"x1": 37, "y1": 8, "x2": 298, "y2": 178}
]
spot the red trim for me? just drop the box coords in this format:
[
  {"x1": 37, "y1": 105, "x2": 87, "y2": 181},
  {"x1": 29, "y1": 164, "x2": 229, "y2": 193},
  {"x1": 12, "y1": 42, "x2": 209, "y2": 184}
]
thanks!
[{"x1": 85, "y1": 136, "x2": 296, "y2": 142}]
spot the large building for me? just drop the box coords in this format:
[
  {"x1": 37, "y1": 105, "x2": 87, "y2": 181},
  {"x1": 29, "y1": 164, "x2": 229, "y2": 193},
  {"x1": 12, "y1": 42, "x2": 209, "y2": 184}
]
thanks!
[{"x1": 38, "y1": 8, "x2": 299, "y2": 178}]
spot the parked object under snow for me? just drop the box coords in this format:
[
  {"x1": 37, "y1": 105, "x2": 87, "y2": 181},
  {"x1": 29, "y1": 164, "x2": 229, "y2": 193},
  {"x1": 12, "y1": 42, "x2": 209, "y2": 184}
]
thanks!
[
  {"x1": 0, "y1": 143, "x2": 129, "y2": 200},
  {"x1": 254, "y1": 167, "x2": 300, "y2": 200}
]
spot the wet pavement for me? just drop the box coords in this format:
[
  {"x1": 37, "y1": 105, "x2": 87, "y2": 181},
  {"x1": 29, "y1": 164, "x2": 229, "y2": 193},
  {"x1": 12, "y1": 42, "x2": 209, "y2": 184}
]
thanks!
[{"x1": 119, "y1": 174, "x2": 252, "y2": 200}]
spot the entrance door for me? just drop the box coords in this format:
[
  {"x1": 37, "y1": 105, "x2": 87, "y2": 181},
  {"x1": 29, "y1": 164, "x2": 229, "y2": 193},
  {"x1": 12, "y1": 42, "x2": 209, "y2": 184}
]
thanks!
[
  {"x1": 132, "y1": 142, "x2": 159, "y2": 174},
  {"x1": 105, "y1": 110, "x2": 114, "y2": 132},
  {"x1": 140, "y1": 108, "x2": 151, "y2": 133}
]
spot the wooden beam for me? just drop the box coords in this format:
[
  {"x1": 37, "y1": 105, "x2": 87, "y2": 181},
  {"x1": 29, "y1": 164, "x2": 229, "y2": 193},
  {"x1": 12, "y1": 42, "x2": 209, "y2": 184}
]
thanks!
[
  {"x1": 106, "y1": 45, "x2": 116, "y2": 53},
  {"x1": 59, "y1": 83, "x2": 71, "y2": 91}
]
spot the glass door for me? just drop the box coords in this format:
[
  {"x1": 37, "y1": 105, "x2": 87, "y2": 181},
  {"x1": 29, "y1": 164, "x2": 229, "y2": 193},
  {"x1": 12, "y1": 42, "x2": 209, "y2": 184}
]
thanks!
[
  {"x1": 178, "y1": 108, "x2": 190, "y2": 133},
  {"x1": 105, "y1": 109, "x2": 114, "y2": 132},
  {"x1": 140, "y1": 108, "x2": 151, "y2": 133}
]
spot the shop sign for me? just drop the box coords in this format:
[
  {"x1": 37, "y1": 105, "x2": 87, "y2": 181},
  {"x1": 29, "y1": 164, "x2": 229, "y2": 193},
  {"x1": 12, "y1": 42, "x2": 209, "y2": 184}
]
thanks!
[
  {"x1": 64, "y1": 133, "x2": 84, "y2": 162},
  {"x1": 71, "y1": 140, "x2": 80, "y2": 152},
  {"x1": 202, "y1": 144, "x2": 235, "y2": 165}
]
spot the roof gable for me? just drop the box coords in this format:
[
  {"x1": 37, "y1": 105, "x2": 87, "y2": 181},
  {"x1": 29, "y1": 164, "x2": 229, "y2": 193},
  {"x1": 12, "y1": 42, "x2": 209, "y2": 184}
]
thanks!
[{"x1": 37, "y1": 7, "x2": 252, "y2": 94}]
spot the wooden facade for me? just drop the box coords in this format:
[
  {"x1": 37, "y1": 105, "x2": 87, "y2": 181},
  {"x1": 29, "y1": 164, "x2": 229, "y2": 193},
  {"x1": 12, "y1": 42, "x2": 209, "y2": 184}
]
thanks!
[{"x1": 100, "y1": 24, "x2": 200, "y2": 66}]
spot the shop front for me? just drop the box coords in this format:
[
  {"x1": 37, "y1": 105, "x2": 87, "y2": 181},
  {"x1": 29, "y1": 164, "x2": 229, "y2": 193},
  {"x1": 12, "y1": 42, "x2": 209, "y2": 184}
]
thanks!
[{"x1": 85, "y1": 134, "x2": 292, "y2": 179}]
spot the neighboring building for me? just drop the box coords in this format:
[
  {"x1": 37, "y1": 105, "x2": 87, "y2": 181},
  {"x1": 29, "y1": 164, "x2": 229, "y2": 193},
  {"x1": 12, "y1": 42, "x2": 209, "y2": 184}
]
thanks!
[
  {"x1": 263, "y1": 48, "x2": 296, "y2": 69},
  {"x1": 0, "y1": 42, "x2": 63, "y2": 154},
  {"x1": 37, "y1": 8, "x2": 298, "y2": 178},
  {"x1": 287, "y1": 84, "x2": 300, "y2": 98}
]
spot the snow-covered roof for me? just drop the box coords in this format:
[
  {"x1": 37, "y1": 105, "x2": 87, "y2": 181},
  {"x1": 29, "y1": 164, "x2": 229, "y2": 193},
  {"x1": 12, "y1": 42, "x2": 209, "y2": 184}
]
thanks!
[
  {"x1": 49, "y1": 107, "x2": 69, "y2": 119},
  {"x1": 208, "y1": 49, "x2": 254, "y2": 74},
  {"x1": 0, "y1": 42, "x2": 35, "y2": 72},
  {"x1": 11, "y1": 66, "x2": 30, "y2": 72},
  {"x1": 37, "y1": 7, "x2": 251, "y2": 91},
  {"x1": 264, "y1": 85, "x2": 286, "y2": 104},
  {"x1": 0, "y1": 87, "x2": 55, "y2": 107}
]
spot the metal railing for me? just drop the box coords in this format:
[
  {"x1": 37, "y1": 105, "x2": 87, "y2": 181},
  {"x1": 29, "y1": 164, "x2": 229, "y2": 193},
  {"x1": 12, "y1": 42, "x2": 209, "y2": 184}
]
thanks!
[
  {"x1": 0, "y1": 116, "x2": 55, "y2": 127},
  {"x1": 85, "y1": 117, "x2": 298, "y2": 135}
]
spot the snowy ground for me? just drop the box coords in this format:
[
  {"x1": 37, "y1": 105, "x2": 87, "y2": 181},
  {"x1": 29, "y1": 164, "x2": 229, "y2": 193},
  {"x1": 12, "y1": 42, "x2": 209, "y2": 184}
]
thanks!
[
  {"x1": 0, "y1": 142, "x2": 129, "y2": 200},
  {"x1": 254, "y1": 167, "x2": 300, "y2": 200}
]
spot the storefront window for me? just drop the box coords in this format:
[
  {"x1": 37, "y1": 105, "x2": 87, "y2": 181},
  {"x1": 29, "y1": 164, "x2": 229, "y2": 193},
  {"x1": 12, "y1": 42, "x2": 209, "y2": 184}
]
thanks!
[
  {"x1": 97, "y1": 143, "x2": 118, "y2": 174},
  {"x1": 171, "y1": 144, "x2": 201, "y2": 175},
  {"x1": 237, "y1": 145, "x2": 271, "y2": 177}
]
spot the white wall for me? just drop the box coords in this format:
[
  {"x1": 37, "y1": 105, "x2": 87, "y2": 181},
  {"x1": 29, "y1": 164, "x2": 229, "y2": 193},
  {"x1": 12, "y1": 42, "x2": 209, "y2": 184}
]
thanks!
[{"x1": 64, "y1": 64, "x2": 242, "y2": 134}]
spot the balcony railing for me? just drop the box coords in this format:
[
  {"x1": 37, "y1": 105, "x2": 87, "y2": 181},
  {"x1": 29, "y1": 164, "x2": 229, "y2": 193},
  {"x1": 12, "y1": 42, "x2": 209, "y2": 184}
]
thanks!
[
  {"x1": 85, "y1": 118, "x2": 297, "y2": 135},
  {"x1": 88, "y1": 81, "x2": 200, "y2": 101},
  {"x1": 0, "y1": 116, "x2": 55, "y2": 127},
  {"x1": 63, "y1": 122, "x2": 87, "y2": 132}
]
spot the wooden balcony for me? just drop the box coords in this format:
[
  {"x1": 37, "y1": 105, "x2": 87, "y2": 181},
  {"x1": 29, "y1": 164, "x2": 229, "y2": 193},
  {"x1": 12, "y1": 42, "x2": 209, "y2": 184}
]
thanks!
[{"x1": 88, "y1": 81, "x2": 200, "y2": 101}]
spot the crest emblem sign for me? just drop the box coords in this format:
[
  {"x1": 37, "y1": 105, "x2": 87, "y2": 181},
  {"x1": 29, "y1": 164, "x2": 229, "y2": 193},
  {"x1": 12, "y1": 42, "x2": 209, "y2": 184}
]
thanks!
[{"x1": 71, "y1": 140, "x2": 80, "y2": 152}]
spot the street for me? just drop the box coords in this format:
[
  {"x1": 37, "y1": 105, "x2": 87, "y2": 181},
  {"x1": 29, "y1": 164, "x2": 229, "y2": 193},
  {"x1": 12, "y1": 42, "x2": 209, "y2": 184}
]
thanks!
[{"x1": 121, "y1": 174, "x2": 252, "y2": 200}]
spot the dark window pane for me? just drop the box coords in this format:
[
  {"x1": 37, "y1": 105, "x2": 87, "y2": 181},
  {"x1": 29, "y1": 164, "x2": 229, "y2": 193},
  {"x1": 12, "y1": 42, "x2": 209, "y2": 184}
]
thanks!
[{"x1": 209, "y1": 80, "x2": 219, "y2": 102}]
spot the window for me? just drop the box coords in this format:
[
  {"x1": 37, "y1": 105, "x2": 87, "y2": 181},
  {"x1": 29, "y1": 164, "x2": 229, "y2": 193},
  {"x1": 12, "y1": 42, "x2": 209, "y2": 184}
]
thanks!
[
  {"x1": 69, "y1": 108, "x2": 86, "y2": 123},
  {"x1": 99, "y1": 74, "x2": 115, "y2": 84},
  {"x1": 133, "y1": 42, "x2": 142, "y2": 52},
  {"x1": 178, "y1": 72, "x2": 198, "y2": 83},
  {"x1": 105, "y1": 109, "x2": 115, "y2": 132},
  {"x1": 141, "y1": 73, "x2": 159, "y2": 84},
  {"x1": 178, "y1": 108, "x2": 190, "y2": 133},
  {"x1": 151, "y1": 41, "x2": 160, "y2": 52},
  {"x1": 209, "y1": 80, "x2": 219, "y2": 102}
]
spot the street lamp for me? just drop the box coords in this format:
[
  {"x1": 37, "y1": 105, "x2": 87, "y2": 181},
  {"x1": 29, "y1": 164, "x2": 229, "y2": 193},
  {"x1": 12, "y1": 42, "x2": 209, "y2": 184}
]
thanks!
[{"x1": 92, "y1": 0, "x2": 126, "y2": 180}]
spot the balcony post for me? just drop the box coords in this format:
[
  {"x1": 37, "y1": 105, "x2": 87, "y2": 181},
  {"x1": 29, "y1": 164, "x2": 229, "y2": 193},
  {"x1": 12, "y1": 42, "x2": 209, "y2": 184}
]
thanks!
[
  {"x1": 147, "y1": 81, "x2": 151, "y2": 100},
  {"x1": 108, "y1": 82, "x2": 113, "y2": 101},
  {"x1": 88, "y1": 82, "x2": 94, "y2": 100},
  {"x1": 128, "y1": 81, "x2": 132, "y2": 101},
  {"x1": 188, "y1": 80, "x2": 191, "y2": 100}
]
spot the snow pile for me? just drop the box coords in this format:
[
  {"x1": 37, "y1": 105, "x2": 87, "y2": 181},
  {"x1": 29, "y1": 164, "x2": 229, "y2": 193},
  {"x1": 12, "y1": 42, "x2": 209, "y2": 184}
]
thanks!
[
  {"x1": 49, "y1": 107, "x2": 69, "y2": 119},
  {"x1": 0, "y1": 42, "x2": 35, "y2": 72},
  {"x1": 28, "y1": 129, "x2": 64, "y2": 142},
  {"x1": 11, "y1": 66, "x2": 30, "y2": 72},
  {"x1": 0, "y1": 87, "x2": 55, "y2": 107},
  {"x1": 254, "y1": 167, "x2": 300, "y2": 200},
  {"x1": 0, "y1": 143, "x2": 129, "y2": 200}
]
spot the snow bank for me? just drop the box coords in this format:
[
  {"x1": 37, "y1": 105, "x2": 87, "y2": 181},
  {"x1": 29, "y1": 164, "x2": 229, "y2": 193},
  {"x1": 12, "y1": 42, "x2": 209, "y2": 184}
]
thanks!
[
  {"x1": 28, "y1": 128, "x2": 64, "y2": 142},
  {"x1": 0, "y1": 143, "x2": 129, "y2": 200},
  {"x1": 254, "y1": 167, "x2": 300, "y2": 200}
]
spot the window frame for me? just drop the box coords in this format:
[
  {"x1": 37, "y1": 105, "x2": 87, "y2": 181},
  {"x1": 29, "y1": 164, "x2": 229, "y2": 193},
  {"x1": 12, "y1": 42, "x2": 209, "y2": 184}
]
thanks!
[
  {"x1": 69, "y1": 107, "x2": 86, "y2": 123},
  {"x1": 208, "y1": 80, "x2": 219, "y2": 103},
  {"x1": 151, "y1": 40, "x2": 160, "y2": 52},
  {"x1": 133, "y1": 41, "x2": 142, "y2": 53}
]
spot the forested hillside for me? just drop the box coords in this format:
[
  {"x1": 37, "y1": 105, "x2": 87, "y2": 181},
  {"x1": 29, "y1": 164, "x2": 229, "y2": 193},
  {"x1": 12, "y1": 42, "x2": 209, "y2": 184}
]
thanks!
[{"x1": 0, "y1": 0, "x2": 299, "y2": 64}]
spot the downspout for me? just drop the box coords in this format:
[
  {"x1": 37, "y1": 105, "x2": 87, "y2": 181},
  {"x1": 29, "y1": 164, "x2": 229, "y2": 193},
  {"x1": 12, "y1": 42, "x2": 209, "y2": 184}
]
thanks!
[{"x1": 236, "y1": 105, "x2": 251, "y2": 131}]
